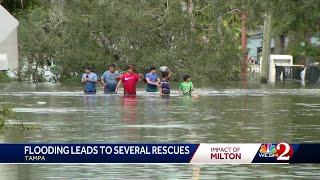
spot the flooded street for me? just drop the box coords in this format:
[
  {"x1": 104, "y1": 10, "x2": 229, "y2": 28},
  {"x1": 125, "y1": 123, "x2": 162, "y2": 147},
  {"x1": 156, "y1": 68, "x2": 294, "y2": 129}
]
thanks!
[{"x1": 0, "y1": 82, "x2": 320, "y2": 179}]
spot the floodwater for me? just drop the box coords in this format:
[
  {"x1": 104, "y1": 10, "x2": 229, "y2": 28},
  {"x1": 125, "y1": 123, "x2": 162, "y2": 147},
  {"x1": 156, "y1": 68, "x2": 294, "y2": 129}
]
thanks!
[{"x1": 0, "y1": 82, "x2": 320, "y2": 179}]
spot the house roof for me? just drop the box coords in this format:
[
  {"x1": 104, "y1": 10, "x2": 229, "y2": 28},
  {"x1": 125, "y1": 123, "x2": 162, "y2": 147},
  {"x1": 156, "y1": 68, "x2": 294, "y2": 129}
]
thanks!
[{"x1": 0, "y1": 5, "x2": 19, "y2": 43}]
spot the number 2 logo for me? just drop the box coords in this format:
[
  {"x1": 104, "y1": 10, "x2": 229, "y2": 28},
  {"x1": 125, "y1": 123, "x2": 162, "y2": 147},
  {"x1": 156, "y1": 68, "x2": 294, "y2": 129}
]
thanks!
[{"x1": 276, "y1": 142, "x2": 293, "y2": 161}]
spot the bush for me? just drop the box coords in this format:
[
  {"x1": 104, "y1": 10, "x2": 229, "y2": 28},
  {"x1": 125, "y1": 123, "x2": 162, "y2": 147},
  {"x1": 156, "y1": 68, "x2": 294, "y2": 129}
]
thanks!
[
  {"x1": 0, "y1": 102, "x2": 16, "y2": 129},
  {"x1": 17, "y1": 0, "x2": 242, "y2": 83},
  {"x1": 0, "y1": 71, "x2": 13, "y2": 82}
]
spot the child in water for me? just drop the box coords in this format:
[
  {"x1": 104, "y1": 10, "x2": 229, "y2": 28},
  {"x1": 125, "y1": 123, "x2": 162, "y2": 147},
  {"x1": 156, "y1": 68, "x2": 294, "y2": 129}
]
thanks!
[
  {"x1": 179, "y1": 74, "x2": 193, "y2": 96},
  {"x1": 159, "y1": 69, "x2": 172, "y2": 96}
]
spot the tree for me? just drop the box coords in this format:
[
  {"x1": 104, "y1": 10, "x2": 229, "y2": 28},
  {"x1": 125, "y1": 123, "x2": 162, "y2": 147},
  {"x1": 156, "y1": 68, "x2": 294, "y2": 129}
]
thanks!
[
  {"x1": 260, "y1": 13, "x2": 272, "y2": 83},
  {"x1": 15, "y1": 0, "x2": 320, "y2": 83},
  {"x1": 0, "y1": 0, "x2": 38, "y2": 13},
  {"x1": 271, "y1": 0, "x2": 320, "y2": 62},
  {"x1": 17, "y1": 0, "x2": 245, "y2": 83}
]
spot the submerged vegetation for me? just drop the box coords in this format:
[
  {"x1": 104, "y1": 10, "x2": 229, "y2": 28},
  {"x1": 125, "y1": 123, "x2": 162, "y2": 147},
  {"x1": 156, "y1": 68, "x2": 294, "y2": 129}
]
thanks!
[
  {"x1": 0, "y1": 101, "x2": 17, "y2": 129},
  {"x1": 0, "y1": 71, "x2": 13, "y2": 82},
  {"x1": 1, "y1": 0, "x2": 320, "y2": 83},
  {"x1": 0, "y1": 98, "x2": 40, "y2": 130}
]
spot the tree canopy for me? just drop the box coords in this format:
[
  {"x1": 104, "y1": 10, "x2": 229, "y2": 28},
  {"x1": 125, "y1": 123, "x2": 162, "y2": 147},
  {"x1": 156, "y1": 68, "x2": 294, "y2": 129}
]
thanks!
[{"x1": 2, "y1": 0, "x2": 319, "y2": 82}]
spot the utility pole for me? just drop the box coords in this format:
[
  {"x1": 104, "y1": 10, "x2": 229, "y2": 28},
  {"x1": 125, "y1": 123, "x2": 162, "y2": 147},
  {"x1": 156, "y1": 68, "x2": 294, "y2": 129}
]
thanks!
[{"x1": 260, "y1": 13, "x2": 272, "y2": 83}]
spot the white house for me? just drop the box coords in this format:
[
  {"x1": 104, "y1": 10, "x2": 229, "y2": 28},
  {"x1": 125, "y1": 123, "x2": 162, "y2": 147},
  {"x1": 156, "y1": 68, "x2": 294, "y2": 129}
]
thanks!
[{"x1": 0, "y1": 5, "x2": 19, "y2": 71}]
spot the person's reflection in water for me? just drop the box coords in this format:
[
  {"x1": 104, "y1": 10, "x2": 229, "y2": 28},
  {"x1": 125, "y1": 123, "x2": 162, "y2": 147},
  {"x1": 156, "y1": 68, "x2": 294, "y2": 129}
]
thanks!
[
  {"x1": 161, "y1": 95, "x2": 170, "y2": 107},
  {"x1": 103, "y1": 94, "x2": 117, "y2": 106},
  {"x1": 180, "y1": 95, "x2": 200, "y2": 180},
  {"x1": 192, "y1": 166, "x2": 201, "y2": 180},
  {"x1": 180, "y1": 95, "x2": 194, "y2": 107},
  {"x1": 121, "y1": 95, "x2": 139, "y2": 141},
  {"x1": 122, "y1": 95, "x2": 138, "y2": 124},
  {"x1": 84, "y1": 94, "x2": 97, "y2": 110}
]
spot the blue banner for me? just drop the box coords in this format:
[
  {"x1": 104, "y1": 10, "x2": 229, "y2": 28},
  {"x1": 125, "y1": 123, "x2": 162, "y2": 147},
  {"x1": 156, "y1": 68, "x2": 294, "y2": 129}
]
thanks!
[
  {"x1": 0, "y1": 143, "x2": 319, "y2": 164},
  {"x1": 0, "y1": 144, "x2": 199, "y2": 163}
]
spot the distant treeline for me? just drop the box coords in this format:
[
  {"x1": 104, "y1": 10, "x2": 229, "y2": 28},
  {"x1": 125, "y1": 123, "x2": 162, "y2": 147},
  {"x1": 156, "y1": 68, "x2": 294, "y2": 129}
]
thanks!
[{"x1": 2, "y1": 0, "x2": 320, "y2": 83}]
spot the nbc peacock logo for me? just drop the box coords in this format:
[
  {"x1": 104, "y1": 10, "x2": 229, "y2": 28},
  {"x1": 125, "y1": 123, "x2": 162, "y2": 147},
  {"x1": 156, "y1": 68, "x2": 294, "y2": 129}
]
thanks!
[{"x1": 258, "y1": 144, "x2": 278, "y2": 158}]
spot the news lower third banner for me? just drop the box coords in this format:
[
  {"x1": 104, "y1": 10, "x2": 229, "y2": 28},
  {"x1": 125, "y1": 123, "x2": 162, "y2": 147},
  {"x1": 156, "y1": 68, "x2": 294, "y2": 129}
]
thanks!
[{"x1": 0, "y1": 143, "x2": 319, "y2": 164}]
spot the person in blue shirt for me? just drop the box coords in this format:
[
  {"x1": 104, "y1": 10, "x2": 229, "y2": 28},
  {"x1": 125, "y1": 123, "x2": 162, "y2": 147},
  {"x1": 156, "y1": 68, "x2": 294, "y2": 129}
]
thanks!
[
  {"x1": 81, "y1": 66, "x2": 98, "y2": 94},
  {"x1": 101, "y1": 64, "x2": 120, "y2": 93},
  {"x1": 145, "y1": 66, "x2": 160, "y2": 92}
]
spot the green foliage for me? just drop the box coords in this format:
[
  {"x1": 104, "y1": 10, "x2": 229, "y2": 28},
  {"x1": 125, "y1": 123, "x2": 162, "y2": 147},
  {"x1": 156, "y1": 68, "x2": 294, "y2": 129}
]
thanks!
[
  {"x1": 17, "y1": 0, "x2": 243, "y2": 83},
  {"x1": 0, "y1": 71, "x2": 13, "y2": 82},
  {"x1": 0, "y1": 101, "x2": 16, "y2": 128},
  {"x1": 271, "y1": 0, "x2": 320, "y2": 62},
  {"x1": 15, "y1": 0, "x2": 320, "y2": 83},
  {"x1": 0, "y1": 98, "x2": 40, "y2": 130},
  {"x1": 0, "y1": 0, "x2": 39, "y2": 13}
]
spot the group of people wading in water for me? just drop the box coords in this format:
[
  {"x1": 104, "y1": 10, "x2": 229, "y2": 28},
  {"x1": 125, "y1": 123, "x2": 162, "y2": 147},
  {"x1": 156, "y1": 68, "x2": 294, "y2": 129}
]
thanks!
[{"x1": 81, "y1": 64, "x2": 194, "y2": 96}]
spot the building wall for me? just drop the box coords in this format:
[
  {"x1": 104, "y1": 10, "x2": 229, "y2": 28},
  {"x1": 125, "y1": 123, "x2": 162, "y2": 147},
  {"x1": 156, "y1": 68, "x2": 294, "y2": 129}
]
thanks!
[
  {"x1": 247, "y1": 37, "x2": 262, "y2": 59},
  {"x1": 0, "y1": 28, "x2": 18, "y2": 71},
  {"x1": 247, "y1": 36, "x2": 275, "y2": 60}
]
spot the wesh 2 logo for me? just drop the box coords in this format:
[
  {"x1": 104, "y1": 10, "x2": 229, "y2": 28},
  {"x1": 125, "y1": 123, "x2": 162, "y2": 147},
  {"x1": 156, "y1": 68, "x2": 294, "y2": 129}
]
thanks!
[{"x1": 259, "y1": 143, "x2": 294, "y2": 160}]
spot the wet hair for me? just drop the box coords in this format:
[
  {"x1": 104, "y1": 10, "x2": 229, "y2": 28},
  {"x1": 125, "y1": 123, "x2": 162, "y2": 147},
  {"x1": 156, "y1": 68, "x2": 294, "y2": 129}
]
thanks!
[
  {"x1": 149, "y1": 66, "x2": 156, "y2": 71},
  {"x1": 127, "y1": 64, "x2": 135, "y2": 70},
  {"x1": 85, "y1": 66, "x2": 92, "y2": 71},
  {"x1": 109, "y1": 64, "x2": 116, "y2": 68},
  {"x1": 162, "y1": 72, "x2": 169, "y2": 78},
  {"x1": 183, "y1": 74, "x2": 190, "y2": 81}
]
